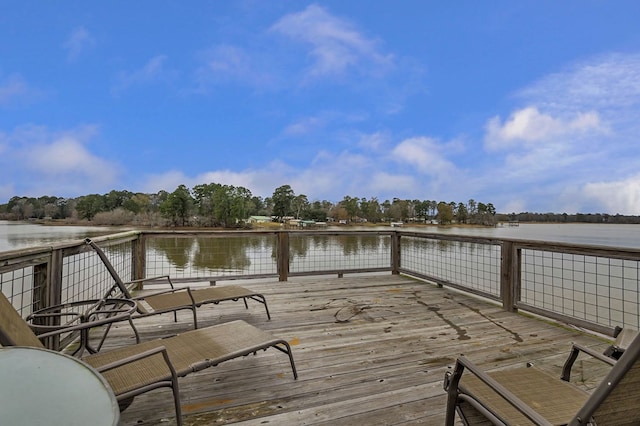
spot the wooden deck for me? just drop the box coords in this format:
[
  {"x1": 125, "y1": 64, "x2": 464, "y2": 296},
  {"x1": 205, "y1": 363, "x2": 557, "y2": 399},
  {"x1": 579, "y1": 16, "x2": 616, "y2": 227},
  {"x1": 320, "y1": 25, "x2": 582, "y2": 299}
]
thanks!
[{"x1": 97, "y1": 273, "x2": 615, "y2": 425}]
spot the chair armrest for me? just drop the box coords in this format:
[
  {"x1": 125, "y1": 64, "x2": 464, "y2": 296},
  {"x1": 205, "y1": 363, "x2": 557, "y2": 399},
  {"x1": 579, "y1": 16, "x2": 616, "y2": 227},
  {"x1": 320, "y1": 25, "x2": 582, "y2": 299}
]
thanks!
[
  {"x1": 445, "y1": 356, "x2": 553, "y2": 426},
  {"x1": 94, "y1": 346, "x2": 174, "y2": 375},
  {"x1": 561, "y1": 343, "x2": 616, "y2": 381},
  {"x1": 28, "y1": 312, "x2": 83, "y2": 330},
  {"x1": 128, "y1": 287, "x2": 188, "y2": 298},
  {"x1": 125, "y1": 275, "x2": 174, "y2": 289},
  {"x1": 29, "y1": 299, "x2": 137, "y2": 339},
  {"x1": 128, "y1": 287, "x2": 197, "y2": 307}
]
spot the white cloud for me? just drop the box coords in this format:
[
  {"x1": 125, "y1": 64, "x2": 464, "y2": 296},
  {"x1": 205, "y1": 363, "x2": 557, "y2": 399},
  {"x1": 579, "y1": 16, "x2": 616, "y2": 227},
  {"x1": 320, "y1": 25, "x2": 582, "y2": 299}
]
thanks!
[
  {"x1": 484, "y1": 107, "x2": 604, "y2": 150},
  {"x1": 140, "y1": 166, "x2": 288, "y2": 199},
  {"x1": 583, "y1": 175, "x2": 640, "y2": 215},
  {"x1": 0, "y1": 125, "x2": 120, "y2": 197},
  {"x1": 32, "y1": 137, "x2": 109, "y2": 176},
  {"x1": 140, "y1": 148, "x2": 387, "y2": 201},
  {"x1": 270, "y1": 4, "x2": 392, "y2": 79},
  {"x1": 391, "y1": 136, "x2": 456, "y2": 177},
  {"x1": 63, "y1": 26, "x2": 95, "y2": 61},
  {"x1": 477, "y1": 52, "x2": 640, "y2": 213}
]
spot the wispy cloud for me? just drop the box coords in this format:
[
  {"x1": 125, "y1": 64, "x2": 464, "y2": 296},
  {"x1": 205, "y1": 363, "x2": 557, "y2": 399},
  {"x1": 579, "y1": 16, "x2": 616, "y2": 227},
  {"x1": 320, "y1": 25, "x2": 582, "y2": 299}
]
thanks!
[
  {"x1": 63, "y1": 26, "x2": 95, "y2": 61},
  {"x1": 112, "y1": 55, "x2": 176, "y2": 95},
  {"x1": 194, "y1": 44, "x2": 275, "y2": 91},
  {"x1": 270, "y1": 4, "x2": 393, "y2": 80},
  {"x1": 518, "y1": 53, "x2": 640, "y2": 112},
  {"x1": 283, "y1": 116, "x2": 325, "y2": 136},
  {"x1": 0, "y1": 73, "x2": 41, "y2": 106},
  {"x1": 357, "y1": 131, "x2": 390, "y2": 151}
]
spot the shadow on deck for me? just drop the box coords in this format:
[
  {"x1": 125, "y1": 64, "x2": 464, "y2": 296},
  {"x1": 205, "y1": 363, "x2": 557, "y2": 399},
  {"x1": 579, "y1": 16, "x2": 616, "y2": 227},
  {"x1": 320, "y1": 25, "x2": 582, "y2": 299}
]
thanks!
[{"x1": 96, "y1": 273, "x2": 614, "y2": 425}]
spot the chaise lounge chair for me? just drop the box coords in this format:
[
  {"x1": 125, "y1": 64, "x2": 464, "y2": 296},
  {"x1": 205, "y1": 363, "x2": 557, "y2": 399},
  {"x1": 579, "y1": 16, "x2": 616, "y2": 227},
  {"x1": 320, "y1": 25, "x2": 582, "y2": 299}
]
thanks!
[
  {"x1": 86, "y1": 238, "x2": 271, "y2": 329},
  {"x1": 442, "y1": 330, "x2": 640, "y2": 425},
  {"x1": 0, "y1": 290, "x2": 297, "y2": 426}
]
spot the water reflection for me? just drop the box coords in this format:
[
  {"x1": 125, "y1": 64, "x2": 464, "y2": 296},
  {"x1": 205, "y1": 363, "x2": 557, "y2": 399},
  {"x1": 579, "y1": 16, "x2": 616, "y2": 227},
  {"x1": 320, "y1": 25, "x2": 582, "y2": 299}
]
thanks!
[
  {"x1": 147, "y1": 236, "x2": 277, "y2": 274},
  {"x1": 150, "y1": 238, "x2": 194, "y2": 269},
  {"x1": 144, "y1": 234, "x2": 395, "y2": 277},
  {"x1": 192, "y1": 237, "x2": 255, "y2": 271}
]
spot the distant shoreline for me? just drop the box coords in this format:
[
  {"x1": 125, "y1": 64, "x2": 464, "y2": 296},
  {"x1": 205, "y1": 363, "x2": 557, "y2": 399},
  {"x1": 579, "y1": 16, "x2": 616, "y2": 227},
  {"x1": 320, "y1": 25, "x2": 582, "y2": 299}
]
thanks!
[{"x1": 8, "y1": 218, "x2": 634, "y2": 231}]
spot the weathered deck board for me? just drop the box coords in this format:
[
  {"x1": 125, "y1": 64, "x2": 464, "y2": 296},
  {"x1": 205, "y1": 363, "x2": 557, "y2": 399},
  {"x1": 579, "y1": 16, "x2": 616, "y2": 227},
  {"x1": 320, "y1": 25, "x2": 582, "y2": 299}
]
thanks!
[{"x1": 93, "y1": 273, "x2": 614, "y2": 425}]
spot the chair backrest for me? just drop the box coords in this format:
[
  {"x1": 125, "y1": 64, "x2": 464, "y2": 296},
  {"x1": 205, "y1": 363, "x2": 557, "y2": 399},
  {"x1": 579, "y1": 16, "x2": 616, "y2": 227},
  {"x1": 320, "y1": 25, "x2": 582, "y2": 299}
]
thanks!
[
  {"x1": 0, "y1": 291, "x2": 46, "y2": 348},
  {"x1": 85, "y1": 239, "x2": 134, "y2": 299},
  {"x1": 573, "y1": 329, "x2": 640, "y2": 425}
]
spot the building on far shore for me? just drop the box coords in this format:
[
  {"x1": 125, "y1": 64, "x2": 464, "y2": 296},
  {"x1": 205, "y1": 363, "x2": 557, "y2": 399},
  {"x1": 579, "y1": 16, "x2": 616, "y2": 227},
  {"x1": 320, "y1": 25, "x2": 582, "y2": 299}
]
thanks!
[{"x1": 248, "y1": 216, "x2": 273, "y2": 224}]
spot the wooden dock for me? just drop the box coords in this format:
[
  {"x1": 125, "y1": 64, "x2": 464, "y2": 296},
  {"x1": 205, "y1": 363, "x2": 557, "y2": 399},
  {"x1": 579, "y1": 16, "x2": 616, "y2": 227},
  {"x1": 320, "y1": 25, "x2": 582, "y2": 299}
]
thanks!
[{"x1": 96, "y1": 273, "x2": 615, "y2": 425}]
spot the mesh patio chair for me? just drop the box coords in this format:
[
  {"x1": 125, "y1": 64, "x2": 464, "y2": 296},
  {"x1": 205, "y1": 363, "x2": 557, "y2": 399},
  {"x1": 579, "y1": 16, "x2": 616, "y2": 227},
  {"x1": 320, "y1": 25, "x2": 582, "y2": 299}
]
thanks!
[
  {"x1": 443, "y1": 330, "x2": 640, "y2": 425},
  {"x1": 86, "y1": 238, "x2": 271, "y2": 329},
  {"x1": 1, "y1": 290, "x2": 297, "y2": 426}
]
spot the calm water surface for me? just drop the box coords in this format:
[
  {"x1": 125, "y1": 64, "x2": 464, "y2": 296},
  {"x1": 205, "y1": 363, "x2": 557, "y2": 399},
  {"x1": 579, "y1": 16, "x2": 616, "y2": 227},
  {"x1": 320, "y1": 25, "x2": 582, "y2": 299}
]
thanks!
[
  {"x1": 412, "y1": 223, "x2": 640, "y2": 249},
  {"x1": 0, "y1": 221, "x2": 125, "y2": 252},
  {"x1": 1, "y1": 221, "x2": 640, "y2": 252}
]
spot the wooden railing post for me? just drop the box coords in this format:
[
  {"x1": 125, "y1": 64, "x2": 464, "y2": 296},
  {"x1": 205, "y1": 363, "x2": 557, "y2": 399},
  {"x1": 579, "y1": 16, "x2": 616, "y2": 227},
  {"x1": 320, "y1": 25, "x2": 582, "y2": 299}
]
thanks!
[
  {"x1": 132, "y1": 235, "x2": 146, "y2": 288},
  {"x1": 391, "y1": 232, "x2": 401, "y2": 275},
  {"x1": 500, "y1": 241, "x2": 519, "y2": 312},
  {"x1": 32, "y1": 249, "x2": 63, "y2": 349},
  {"x1": 277, "y1": 231, "x2": 290, "y2": 281}
]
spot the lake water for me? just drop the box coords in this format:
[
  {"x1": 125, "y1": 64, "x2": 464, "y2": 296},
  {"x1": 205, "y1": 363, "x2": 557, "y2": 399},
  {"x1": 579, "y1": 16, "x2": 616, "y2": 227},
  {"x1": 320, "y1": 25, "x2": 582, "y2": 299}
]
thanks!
[
  {"x1": 414, "y1": 222, "x2": 640, "y2": 249},
  {"x1": 3, "y1": 220, "x2": 640, "y2": 329},
  {"x1": 0, "y1": 221, "x2": 126, "y2": 252},
  {"x1": 1, "y1": 220, "x2": 640, "y2": 252}
]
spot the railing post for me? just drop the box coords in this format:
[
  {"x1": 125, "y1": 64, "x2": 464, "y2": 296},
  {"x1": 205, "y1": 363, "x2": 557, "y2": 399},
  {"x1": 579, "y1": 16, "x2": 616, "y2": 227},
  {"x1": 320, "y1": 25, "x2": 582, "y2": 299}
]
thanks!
[
  {"x1": 32, "y1": 262, "x2": 49, "y2": 314},
  {"x1": 277, "y1": 231, "x2": 290, "y2": 281},
  {"x1": 32, "y1": 249, "x2": 63, "y2": 349},
  {"x1": 132, "y1": 235, "x2": 146, "y2": 289},
  {"x1": 391, "y1": 232, "x2": 401, "y2": 275},
  {"x1": 500, "y1": 241, "x2": 519, "y2": 312}
]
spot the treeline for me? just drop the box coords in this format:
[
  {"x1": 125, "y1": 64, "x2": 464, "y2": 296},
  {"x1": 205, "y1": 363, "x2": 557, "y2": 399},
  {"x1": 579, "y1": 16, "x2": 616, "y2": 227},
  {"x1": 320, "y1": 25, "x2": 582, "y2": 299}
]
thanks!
[
  {"x1": 497, "y1": 212, "x2": 640, "y2": 224},
  {"x1": 0, "y1": 183, "x2": 498, "y2": 227}
]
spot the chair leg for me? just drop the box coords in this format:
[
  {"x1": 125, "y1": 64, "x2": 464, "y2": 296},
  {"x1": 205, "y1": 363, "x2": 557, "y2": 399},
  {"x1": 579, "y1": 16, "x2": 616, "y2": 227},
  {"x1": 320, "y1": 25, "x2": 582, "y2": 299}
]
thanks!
[
  {"x1": 249, "y1": 294, "x2": 271, "y2": 320},
  {"x1": 443, "y1": 364, "x2": 465, "y2": 426},
  {"x1": 261, "y1": 296, "x2": 271, "y2": 320},
  {"x1": 271, "y1": 340, "x2": 298, "y2": 379},
  {"x1": 192, "y1": 308, "x2": 198, "y2": 330},
  {"x1": 172, "y1": 381, "x2": 183, "y2": 426}
]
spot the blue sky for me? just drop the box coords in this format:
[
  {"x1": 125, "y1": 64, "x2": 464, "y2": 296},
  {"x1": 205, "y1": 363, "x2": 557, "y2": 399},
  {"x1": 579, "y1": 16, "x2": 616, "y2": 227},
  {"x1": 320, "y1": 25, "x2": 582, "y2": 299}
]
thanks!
[{"x1": 1, "y1": 1, "x2": 640, "y2": 214}]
